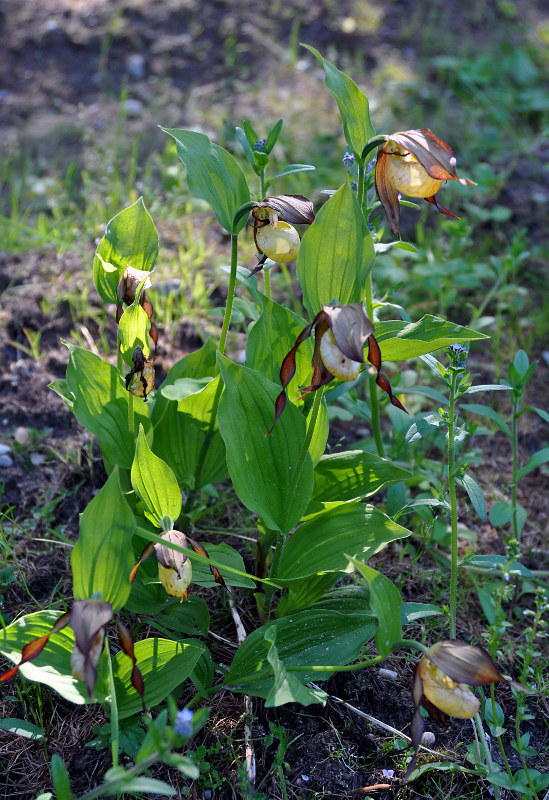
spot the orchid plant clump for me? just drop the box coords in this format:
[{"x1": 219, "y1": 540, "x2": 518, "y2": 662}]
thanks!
[{"x1": 0, "y1": 45, "x2": 542, "y2": 800}]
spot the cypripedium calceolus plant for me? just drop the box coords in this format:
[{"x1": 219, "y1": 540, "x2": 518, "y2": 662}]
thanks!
[
  {"x1": 375, "y1": 128, "x2": 476, "y2": 237},
  {"x1": 270, "y1": 302, "x2": 407, "y2": 430},
  {"x1": 408, "y1": 640, "x2": 527, "y2": 777},
  {"x1": 130, "y1": 530, "x2": 226, "y2": 601},
  {"x1": 250, "y1": 194, "x2": 315, "y2": 274},
  {"x1": 0, "y1": 599, "x2": 144, "y2": 702}
]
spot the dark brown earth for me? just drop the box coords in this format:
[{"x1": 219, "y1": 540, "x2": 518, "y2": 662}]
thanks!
[{"x1": 1, "y1": 1, "x2": 548, "y2": 798}]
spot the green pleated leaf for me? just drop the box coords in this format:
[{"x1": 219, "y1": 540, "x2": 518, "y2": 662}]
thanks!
[
  {"x1": 276, "y1": 502, "x2": 411, "y2": 581},
  {"x1": 312, "y1": 450, "x2": 412, "y2": 502},
  {"x1": 72, "y1": 469, "x2": 135, "y2": 611},
  {"x1": 264, "y1": 626, "x2": 327, "y2": 707},
  {"x1": 161, "y1": 128, "x2": 250, "y2": 234},
  {"x1": 350, "y1": 559, "x2": 402, "y2": 657},
  {"x1": 296, "y1": 182, "x2": 374, "y2": 318},
  {"x1": 151, "y1": 341, "x2": 227, "y2": 489},
  {"x1": 0, "y1": 611, "x2": 107, "y2": 705},
  {"x1": 118, "y1": 300, "x2": 151, "y2": 366},
  {"x1": 113, "y1": 638, "x2": 204, "y2": 719},
  {"x1": 303, "y1": 45, "x2": 375, "y2": 156},
  {"x1": 224, "y1": 610, "x2": 374, "y2": 698},
  {"x1": 93, "y1": 198, "x2": 158, "y2": 304},
  {"x1": 217, "y1": 355, "x2": 313, "y2": 533},
  {"x1": 375, "y1": 316, "x2": 487, "y2": 360},
  {"x1": 131, "y1": 425, "x2": 182, "y2": 527},
  {"x1": 246, "y1": 294, "x2": 313, "y2": 394},
  {"x1": 65, "y1": 343, "x2": 150, "y2": 468},
  {"x1": 152, "y1": 596, "x2": 210, "y2": 637}
]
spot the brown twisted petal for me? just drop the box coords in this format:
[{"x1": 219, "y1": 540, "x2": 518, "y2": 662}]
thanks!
[
  {"x1": 253, "y1": 195, "x2": 315, "y2": 225},
  {"x1": 366, "y1": 335, "x2": 408, "y2": 413},
  {"x1": 267, "y1": 314, "x2": 320, "y2": 435},
  {"x1": 118, "y1": 621, "x2": 146, "y2": 709},
  {"x1": 0, "y1": 611, "x2": 72, "y2": 683},
  {"x1": 188, "y1": 536, "x2": 226, "y2": 589},
  {"x1": 129, "y1": 541, "x2": 155, "y2": 583}
]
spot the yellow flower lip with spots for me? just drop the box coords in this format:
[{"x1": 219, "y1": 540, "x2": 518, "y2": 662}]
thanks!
[{"x1": 375, "y1": 128, "x2": 476, "y2": 237}]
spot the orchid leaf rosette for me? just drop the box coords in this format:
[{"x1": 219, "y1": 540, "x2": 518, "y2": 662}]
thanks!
[
  {"x1": 250, "y1": 194, "x2": 315, "y2": 274},
  {"x1": 270, "y1": 302, "x2": 406, "y2": 430},
  {"x1": 375, "y1": 128, "x2": 476, "y2": 237}
]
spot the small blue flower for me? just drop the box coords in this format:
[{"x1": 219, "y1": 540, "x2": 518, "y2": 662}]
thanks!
[
  {"x1": 174, "y1": 707, "x2": 194, "y2": 737},
  {"x1": 382, "y1": 769, "x2": 394, "y2": 779},
  {"x1": 350, "y1": 181, "x2": 358, "y2": 192},
  {"x1": 254, "y1": 138, "x2": 267, "y2": 153},
  {"x1": 342, "y1": 151, "x2": 355, "y2": 167}
]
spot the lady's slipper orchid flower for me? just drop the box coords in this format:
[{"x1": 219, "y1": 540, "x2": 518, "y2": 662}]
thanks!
[
  {"x1": 270, "y1": 303, "x2": 406, "y2": 431},
  {"x1": 408, "y1": 640, "x2": 528, "y2": 777},
  {"x1": 116, "y1": 265, "x2": 159, "y2": 351},
  {"x1": 375, "y1": 129, "x2": 476, "y2": 237},
  {"x1": 130, "y1": 530, "x2": 226, "y2": 601},
  {"x1": 250, "y1": 194, "x2": 314, "y2": 275},
  {"x1": 0, "y1": 600, "x2": 144, "y2": 702},
  {"x1": 126, "y1": 345, "x2": 156, "y2": 401}
]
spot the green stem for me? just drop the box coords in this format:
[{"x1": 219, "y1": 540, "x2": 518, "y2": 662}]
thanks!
[
  {"x1": 490, "y1": 684, "x2": 512, "y2": 777},
  {"x1": 128, "y1": 391, "x2": 134, "y2": 438},
  {"x1": 357, "y1": 158, "x2": 366, "y2": 212},
  {"x1": 365, "y1": 274, "x2": 385, "y2": 457},
  {"x1": 448, "y1": 369, "x2": 459, "y2": 639},
  {"x1": 264, "y1": 268, "x2": 271, "y2": 300},
  {"x1": 511, "y1": 394, "x2": 520, "y2": 547},
  {"x1": 259, "y1": 167, "x2": 271, "y2": 300},
  {"x1": 474, "y1": 713, "x2": 502, "y2": 800},
  {"x1": 106, "y1": 634, "x2": 119, "y2": 768},
  {"x1": 218, "y1": 233, "x2": 238, "y2": 357}
]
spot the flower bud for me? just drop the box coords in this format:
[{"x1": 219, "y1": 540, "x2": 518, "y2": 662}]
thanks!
[{"x1": 155, "y1": 530, "x2": 192, "y2": 601}]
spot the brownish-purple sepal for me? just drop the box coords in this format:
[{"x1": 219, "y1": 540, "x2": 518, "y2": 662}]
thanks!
[
  {"x1": 0, "y1": 611, "x2": 71, "y2": 684},
  {"x1": 253, "y1": 195, "x2": 315, "y2": 225},
  {"x1": 375, "y1": 150, "x2": 401, "y2": 237},
  {"x1": 426, "y1": 640, "x2": 512, "y2": 687},
  {"x1": 249, "y1": 253, "x2": 268, "y2": 276},
  {"x1": 388, "y1": 129, "x2": 476, "y2": 185},
  {"x1": 130, "y1": 541, "x2": 155, "y2": 584}
]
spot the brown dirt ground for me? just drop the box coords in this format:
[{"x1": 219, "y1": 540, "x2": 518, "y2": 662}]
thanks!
[{"x1": 0, "y1": 1, "x2": 548, "y2": 798}]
